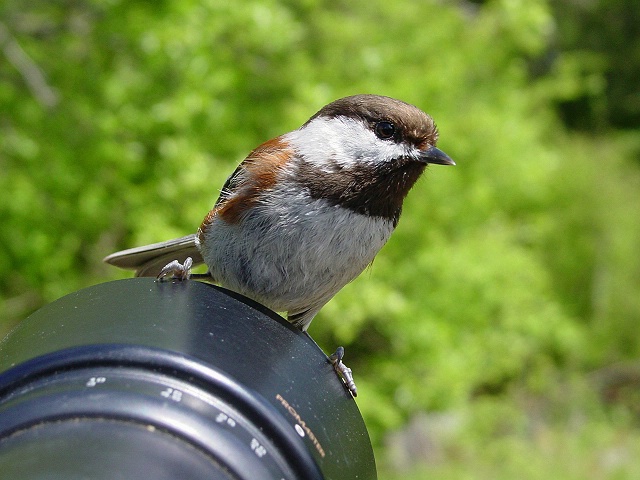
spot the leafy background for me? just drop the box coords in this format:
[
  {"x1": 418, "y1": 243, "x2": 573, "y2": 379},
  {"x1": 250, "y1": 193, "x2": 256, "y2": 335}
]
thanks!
[{"x1": 2, "y1": 0, "x2": 640, "y2": 477}]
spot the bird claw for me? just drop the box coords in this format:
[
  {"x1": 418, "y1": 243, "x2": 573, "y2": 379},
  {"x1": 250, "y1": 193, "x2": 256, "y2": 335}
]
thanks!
[
  {"x1": 157, "y1": 257, "x2": 193, "y2": 281},
  {"x1": 329, "y1": 346, "x2": 357, "y2": 397}
]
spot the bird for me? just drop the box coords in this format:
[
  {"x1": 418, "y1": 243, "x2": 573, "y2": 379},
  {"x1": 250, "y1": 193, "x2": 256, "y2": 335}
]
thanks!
[{"x1": 104, "y1": 94, "x2": 455, "y2": 396}]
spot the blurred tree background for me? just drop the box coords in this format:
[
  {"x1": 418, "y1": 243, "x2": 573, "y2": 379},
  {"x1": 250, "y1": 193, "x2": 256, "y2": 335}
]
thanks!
[{"x1": 2, "y1": 0, "x2": 640, "y2": 477}]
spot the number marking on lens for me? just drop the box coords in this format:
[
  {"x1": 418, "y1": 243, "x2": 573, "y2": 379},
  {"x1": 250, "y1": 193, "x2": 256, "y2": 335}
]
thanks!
[
  {"x1": 250, "y1": 438, "x2": 267, "y2": 458},
  {"x1": 215, "y1": 412, "x2": 237, "y2": 427},
  {"x1": 160, "y1": 387, "x2": 183, "y2": 402},
  {"x1": 86, "y1": 376, "x2": 106, "y2": 387}
]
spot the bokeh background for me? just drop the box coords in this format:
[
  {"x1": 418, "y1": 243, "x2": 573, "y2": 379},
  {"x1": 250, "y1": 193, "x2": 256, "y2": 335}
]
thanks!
[{"x1": 2, "y1": 0, "x2": 640, "y2": 477}]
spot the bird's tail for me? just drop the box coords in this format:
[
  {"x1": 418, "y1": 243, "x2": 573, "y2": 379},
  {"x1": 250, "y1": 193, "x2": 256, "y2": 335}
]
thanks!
[{"x1": 103, "y1": 234, "x2": 203, "y2": 277}]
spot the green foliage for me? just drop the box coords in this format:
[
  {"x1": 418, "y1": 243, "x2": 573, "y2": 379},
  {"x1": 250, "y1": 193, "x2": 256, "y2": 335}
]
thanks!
[
  {"x1": 381, "y1": 378, "x2": 640, "y2": 479},
  {"x1": 2, "y1": 0, "x2": 640, "y2": 476},
  {"x1": 549, "y1": 0, "x2": 640, "y2": 129}
]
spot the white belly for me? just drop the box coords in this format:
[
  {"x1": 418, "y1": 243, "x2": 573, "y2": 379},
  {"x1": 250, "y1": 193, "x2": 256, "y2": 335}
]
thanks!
[{"x1": 199, "y1": 195, "x2": 394, "y2": 313}]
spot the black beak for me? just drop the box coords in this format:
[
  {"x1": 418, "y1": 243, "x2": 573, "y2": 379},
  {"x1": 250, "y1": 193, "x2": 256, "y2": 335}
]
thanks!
[{"x1": 420, "y1": 146, "x2": 455, "y2": 166}]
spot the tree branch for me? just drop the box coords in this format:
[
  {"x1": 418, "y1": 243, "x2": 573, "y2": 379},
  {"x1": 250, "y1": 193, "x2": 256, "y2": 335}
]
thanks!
[{"x1": 0, "y1": 21, "x2": 59, "y2": 108}]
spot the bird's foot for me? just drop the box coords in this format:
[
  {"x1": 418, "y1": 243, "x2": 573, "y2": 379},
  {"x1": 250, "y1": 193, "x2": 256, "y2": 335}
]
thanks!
[
  {"x1": 157, "y1": 257, "x2": 193, "y2": 281},
  {"x1": 329, "y1": 346, "x2": 357, "y2": 397}
]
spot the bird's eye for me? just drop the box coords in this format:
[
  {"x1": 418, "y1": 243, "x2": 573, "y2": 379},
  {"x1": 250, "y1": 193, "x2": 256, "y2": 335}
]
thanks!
[{"x1": 374, "y1": 121, "x2": 396, "y2": 139}]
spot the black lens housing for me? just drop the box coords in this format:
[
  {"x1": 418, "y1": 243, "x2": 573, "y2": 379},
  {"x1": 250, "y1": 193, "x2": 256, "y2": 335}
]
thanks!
[{"x1": 0, "y1": 278, "x2": 376, "y2": 479}]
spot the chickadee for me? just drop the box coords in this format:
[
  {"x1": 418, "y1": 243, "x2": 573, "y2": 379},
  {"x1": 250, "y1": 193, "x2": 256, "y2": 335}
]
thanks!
[{"x1": 104, "y1": 94, "x2": 454, "y2": 396}]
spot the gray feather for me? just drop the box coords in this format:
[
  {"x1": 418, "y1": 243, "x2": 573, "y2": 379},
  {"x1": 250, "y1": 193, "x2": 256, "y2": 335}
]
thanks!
[{"x1": 103, "y1": 234, "x2": 203, "y2": 277}]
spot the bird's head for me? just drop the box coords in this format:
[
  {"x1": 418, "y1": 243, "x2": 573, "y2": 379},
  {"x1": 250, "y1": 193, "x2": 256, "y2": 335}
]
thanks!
[{"x1": 285, "y1": 94, "x2": 455, "y2": 224}]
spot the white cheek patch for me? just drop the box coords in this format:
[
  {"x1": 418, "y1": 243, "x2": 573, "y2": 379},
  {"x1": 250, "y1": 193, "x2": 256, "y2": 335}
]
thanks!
[{"x1": 284, "y1": 116, "x2": 415, "y2": 169}]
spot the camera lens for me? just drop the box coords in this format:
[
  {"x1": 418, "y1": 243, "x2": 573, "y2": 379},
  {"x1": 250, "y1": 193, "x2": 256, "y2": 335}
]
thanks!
[{"x1": 0, "y1": 279, "x2": 376, "y2": 480}]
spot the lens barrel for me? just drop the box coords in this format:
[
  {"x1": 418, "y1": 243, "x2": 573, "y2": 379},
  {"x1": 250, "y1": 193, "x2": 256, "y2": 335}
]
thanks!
[{"x1": 0, "y1": 278, "x2": 376, "y2": 480}]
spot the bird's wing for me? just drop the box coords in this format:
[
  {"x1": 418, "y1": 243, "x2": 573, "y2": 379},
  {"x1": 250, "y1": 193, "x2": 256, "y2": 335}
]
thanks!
[
  {"x1": 106, "y1": 136, "x2": 292, "y2": 277},
  {"x1": 214, "y1": 135, "x2": 291, "y2": 205},
  {"x1": 104, "y1": 154, "x2": 253, "y2": 279},
  {"x1": 103, "y1": 234, "x2": 203, "y2": 277},
  {"x1": 201, "y1": 135, "x2": 293, "y2": 227},
  {"x1": 214, "y1": 162, "x2": 245, "y2": 207}
]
